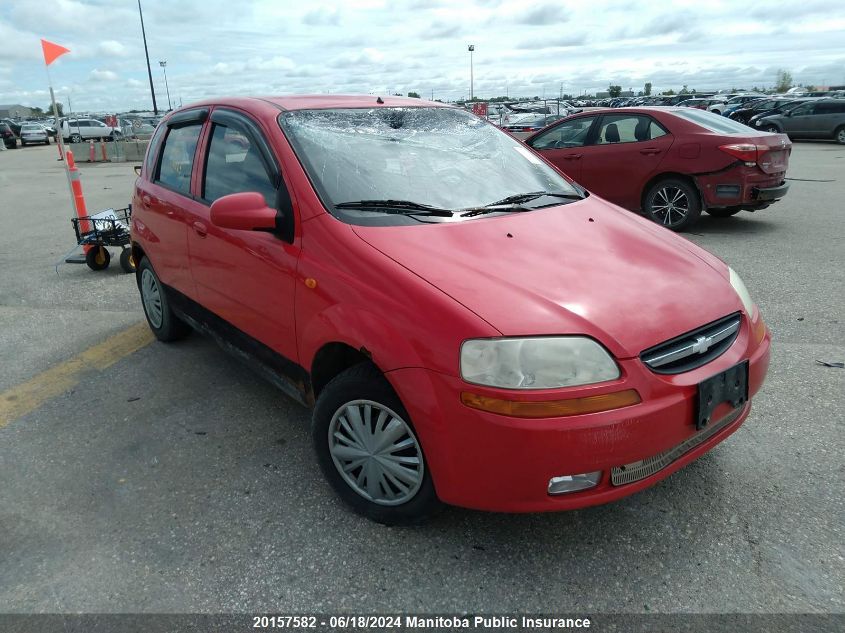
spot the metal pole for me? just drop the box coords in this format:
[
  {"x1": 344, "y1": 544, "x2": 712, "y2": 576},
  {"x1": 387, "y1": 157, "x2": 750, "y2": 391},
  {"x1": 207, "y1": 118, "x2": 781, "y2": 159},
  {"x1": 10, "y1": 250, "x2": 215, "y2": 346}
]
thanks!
[
  {"x1": 468, "y1": 44, "x2": 475, "y2": 101},
  {"x1": 138, "y1": 0, "x2": 158, "y2": 115}
]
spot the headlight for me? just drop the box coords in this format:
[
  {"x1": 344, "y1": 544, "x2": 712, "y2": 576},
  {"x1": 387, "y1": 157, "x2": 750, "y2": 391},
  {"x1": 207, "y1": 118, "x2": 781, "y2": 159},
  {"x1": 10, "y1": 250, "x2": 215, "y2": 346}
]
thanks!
[
  {"x1": 460, "y1": 337, "x2": 620, "y2": 389},
  {"x1": 729, "y1": 267, "x2": 755, "y2": 315},
  {"x1": 754, "y1": 120, "x2": 762, "y2": 126}
]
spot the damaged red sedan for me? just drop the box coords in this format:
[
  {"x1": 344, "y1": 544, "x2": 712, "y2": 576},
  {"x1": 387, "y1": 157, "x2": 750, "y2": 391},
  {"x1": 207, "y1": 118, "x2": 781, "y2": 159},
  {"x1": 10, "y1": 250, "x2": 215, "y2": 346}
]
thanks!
[
  {"x1": 525, "y1": 107, "x2": 791, "y2": 231},
  {"x1": 132, "y1": 96, "x2": 770, "y2": 523}
]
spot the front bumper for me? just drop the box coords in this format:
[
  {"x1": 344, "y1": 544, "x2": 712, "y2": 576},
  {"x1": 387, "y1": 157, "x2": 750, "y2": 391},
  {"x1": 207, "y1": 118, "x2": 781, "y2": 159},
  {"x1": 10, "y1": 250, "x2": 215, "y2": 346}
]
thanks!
[{"x1": 386, "y1": 313, "x2": 771, "y2": 513}]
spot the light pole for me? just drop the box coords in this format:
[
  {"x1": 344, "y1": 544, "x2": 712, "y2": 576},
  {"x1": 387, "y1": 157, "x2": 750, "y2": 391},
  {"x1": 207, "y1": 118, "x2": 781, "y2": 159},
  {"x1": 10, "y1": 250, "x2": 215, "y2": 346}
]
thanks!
[
  {"x1": 468, "y1": 44, "x2": 474, "y2": 101},
  {"x1": 159, "y1": 60, "x2": 172, "y2": 110}
]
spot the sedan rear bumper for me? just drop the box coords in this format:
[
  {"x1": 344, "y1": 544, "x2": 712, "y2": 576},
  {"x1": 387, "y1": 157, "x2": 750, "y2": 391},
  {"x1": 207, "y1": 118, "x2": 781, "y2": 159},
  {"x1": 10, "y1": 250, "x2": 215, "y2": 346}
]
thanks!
[{"x1": 753, "y1": 182, "x2": 789, "y2": 201}]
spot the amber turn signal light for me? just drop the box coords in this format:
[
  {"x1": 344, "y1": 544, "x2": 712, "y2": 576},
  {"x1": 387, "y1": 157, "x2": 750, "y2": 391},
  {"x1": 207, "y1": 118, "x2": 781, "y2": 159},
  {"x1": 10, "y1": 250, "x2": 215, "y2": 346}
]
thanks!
[{"x1": 460, "y1": 389, "x2": 641, "y2": 418}]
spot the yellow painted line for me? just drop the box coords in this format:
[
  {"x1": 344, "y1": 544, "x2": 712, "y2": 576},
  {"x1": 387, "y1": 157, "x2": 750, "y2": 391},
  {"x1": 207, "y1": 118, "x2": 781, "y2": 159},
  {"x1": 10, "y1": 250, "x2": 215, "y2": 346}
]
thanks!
[{"x1": 0, "y1": 322, "x2": 154, "y2": 428}]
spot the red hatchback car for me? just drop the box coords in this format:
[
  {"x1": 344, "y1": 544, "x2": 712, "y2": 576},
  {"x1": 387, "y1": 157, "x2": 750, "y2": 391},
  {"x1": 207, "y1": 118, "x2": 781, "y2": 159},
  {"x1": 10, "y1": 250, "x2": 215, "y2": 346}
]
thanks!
[
  {"x1": 524, "y1": 107, "x2": 791, "y2": 231},
  {"x1": 132, "y1": 96, "x2": 770, "y2": 523}
]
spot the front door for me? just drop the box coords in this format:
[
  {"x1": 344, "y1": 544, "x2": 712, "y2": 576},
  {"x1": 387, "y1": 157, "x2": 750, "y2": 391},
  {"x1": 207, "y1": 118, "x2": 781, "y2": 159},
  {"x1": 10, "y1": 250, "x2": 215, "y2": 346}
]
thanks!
[
  {"x1": 187, "y1": 108, "x2": 301, "y2": 362},
  {"x1": 526, "y1": 115, "x2": 598, "y2": 184},
  {"x1": 577, "y1": 114, "x2": 673, "y2": 209}
]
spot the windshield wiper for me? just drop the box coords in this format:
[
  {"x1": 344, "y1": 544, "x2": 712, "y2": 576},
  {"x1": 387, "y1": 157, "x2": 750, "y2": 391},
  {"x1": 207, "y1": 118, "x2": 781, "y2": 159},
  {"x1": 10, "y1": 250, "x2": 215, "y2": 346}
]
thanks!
[
  {"x1": 459, "y1": 205, "x2": 537, "y2": 218},
  {"x1": 334, "y1": 199, "x2": 454, "y2": 217},
  {"x1": 486, "y1": 191, "x2": 583, "y2": 206}
]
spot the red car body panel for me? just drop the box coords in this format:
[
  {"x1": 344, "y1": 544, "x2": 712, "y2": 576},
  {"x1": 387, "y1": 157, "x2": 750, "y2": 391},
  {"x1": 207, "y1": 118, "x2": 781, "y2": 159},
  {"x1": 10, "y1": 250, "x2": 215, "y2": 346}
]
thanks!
[
  {"x1": 525, "y1": 107, "x2": 790, "y2": 212},
  {"x1": 132, "y1": 95, "x2": 771, "y2": 513}
]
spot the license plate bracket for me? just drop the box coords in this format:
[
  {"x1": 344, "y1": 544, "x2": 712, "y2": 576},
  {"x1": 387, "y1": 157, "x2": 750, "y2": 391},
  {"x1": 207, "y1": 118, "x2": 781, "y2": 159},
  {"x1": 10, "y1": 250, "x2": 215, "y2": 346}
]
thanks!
[{"x1": 696, "y1": 361, "x2": 748, "y2": 430}]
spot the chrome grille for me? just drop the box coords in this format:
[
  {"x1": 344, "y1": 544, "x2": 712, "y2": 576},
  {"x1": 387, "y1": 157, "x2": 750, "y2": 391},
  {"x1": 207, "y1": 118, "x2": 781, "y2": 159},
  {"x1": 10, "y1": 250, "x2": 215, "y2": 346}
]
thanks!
[
  {"x1": 640, "y1": 313, "x2": 741, "y2": 374},
  {"x1": 610, "y1": 405, "x2": 744, "y2": 486}
]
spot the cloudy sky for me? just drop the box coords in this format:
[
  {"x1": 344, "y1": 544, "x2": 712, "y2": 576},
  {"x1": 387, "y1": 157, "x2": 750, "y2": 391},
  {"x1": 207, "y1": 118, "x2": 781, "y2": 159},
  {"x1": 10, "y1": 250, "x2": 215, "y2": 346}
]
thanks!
[{"x1": 0, "y1": 0, "x2": 843, "y2": 113}]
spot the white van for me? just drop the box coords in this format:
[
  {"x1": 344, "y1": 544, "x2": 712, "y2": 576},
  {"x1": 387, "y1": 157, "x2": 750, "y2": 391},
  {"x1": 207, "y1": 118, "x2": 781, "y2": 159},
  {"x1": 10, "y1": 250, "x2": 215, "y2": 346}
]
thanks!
[{"x1": 61, "y1": 118, "x2": 122, "y2": 143}]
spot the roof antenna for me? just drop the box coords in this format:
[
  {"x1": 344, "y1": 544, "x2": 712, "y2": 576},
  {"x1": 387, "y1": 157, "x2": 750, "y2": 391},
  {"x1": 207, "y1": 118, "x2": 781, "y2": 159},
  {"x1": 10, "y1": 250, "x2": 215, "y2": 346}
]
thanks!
[{"x1": 376, "y1": 96, "x2": 384, "y2": 104}]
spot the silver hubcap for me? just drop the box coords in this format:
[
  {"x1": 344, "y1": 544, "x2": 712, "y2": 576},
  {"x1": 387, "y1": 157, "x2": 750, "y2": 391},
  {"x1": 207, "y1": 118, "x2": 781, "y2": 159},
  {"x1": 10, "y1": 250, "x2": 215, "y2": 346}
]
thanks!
[
  {"x1": 328, "y1": 400, "x2": 424, "y2": 506},
  {"x1": 652, "y1": 186, "x2": 689, "y2": 226},
  {"x1": 140, "y1": 269, "x2": 163, "y2": 329},
  {"x1": 838, "y1": 129, "x2": 845, "y2": 143}
]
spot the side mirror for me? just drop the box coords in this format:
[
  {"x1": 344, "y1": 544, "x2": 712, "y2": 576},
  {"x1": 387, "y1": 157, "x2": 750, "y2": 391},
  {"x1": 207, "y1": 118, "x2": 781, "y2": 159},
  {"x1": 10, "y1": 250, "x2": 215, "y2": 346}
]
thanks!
[{"x1": 210, "y1": 192, "x2": 277, "y2": 232}]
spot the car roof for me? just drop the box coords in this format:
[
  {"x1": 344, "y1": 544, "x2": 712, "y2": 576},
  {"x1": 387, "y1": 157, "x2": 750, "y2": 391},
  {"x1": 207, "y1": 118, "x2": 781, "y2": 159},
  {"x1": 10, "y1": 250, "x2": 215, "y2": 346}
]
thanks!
[{"x1": 183, "y1": 94, "x2": 452, "y2": 112}]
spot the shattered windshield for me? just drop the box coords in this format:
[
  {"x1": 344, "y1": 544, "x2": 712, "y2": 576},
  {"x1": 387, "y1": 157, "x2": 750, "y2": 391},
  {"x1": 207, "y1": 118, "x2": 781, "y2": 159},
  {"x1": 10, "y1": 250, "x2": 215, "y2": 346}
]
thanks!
[{"x1": 278, "y1": 106, "x2": 581, "y2": 224}]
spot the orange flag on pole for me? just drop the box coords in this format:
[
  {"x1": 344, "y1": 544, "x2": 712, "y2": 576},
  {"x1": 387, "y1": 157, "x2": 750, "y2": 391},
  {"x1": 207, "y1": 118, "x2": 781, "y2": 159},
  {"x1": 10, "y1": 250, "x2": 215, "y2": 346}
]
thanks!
[{"x1": 41, "y1": 39, "x2": 70, "y2": 66}]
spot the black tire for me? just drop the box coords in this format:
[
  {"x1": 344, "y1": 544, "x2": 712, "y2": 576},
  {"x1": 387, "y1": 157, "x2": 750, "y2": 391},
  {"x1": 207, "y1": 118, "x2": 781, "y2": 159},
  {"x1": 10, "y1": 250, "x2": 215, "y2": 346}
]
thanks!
[
  {"x1": 312, "y1": 362, "x2": 441, "y2": 525},
  {"x1": 45, "y1": 138, "x2": 50, "y2": 145},
  {"x1": 85, "y1": 245, "x2": 110, "y2": 270},
  {"x1": 643, "y1": 178, "x2": 702, "y2": 231},
  {"x1": 706, "y1": 208, "x2": 742, "y2": 218},
  {"x1": 20, "y1": 141, "x2": 25, "y2": 147},
  {"x1": 119, "y1": 248, "x2": 136, "y2": 274},
  {"x1": 137, "y1": 257, "x2": 190, "y2": 342},
  {"x1": 835, "y1": 126, "x2": 845, "y2": 145},
  {"x1": 70, "y1": 134, "x2": 82, "y2": 143},
  {"x1": 765, "y1": 125, "x2": 779, "y2": 134}
]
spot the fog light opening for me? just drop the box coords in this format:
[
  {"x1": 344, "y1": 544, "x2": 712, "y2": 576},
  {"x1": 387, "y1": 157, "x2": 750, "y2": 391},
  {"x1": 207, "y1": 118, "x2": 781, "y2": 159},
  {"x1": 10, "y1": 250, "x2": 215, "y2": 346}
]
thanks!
[{"x1": 548, "y1": 471, "x2": 602, "y2": 495}]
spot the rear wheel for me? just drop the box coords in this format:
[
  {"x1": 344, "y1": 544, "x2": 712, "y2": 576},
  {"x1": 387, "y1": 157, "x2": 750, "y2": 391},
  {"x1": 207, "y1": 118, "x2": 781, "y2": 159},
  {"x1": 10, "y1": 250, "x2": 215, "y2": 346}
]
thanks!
[
  {"x1": 70, "y1": 134, "x2": 81, "y2": 143},
  {"x1": 312, "y1": 363, "x2": 440, "y2": 525},
  {"x1": 643, "y1": 178, "x2": 702, "y2": 232},
  {"x1": 85, "y1": 245, "x2": 110, "y2": 270},
  {"x1": 835, "y1": 126, "x2": 845, "y2": 145},
  {"x1": 706, "y1": 208, "x2": 742, "y2": 218},
  {"x1": 765, "y1": 125, "x2": 779, "y2": 134},
  {"x1": 138, "y1": 258, "x2": 190, "y2": 341}
]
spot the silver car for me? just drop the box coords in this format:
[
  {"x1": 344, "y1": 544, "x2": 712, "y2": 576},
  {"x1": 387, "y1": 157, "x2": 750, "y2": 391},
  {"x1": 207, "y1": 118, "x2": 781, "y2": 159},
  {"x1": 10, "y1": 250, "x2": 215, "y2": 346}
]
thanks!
[{"x1": 19, "y1": 123, "x2": 50, "y2": 146}]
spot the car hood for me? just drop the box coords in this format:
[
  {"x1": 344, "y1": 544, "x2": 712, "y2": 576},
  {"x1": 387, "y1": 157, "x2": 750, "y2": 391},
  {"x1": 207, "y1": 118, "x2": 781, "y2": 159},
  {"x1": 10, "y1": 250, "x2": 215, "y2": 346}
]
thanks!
[{"x1": 351, "y1": 198, "x2": 741, "y2": 358}]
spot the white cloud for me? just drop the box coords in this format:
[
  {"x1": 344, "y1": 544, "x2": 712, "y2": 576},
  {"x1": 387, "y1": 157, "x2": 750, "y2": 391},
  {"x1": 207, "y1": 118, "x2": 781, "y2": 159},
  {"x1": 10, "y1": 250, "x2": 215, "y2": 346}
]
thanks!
[
  {"x1": 89, "y1": 69, "x2": 119, "y2": 81},
  {"x1": 98, "y1": 40, "x2": 128, "y2": 57}
]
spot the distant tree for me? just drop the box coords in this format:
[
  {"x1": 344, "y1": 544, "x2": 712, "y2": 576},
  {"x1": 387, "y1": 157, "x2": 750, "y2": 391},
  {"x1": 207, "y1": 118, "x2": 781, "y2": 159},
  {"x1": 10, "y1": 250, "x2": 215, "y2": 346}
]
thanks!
[
  {"x1": 663, "y1": 89, "x2": 676, "y2": 96},
  {"x1": 392, "y1": 92, "x2": 402, "y2": 96},
  {"x1": 637, "y1": 91, "x2": 644, "y2": 97},
  {"x1": 608, "y1": 84, "x2": 622, "y2": 97},
  {"x1": 775, "y1": 69, "x2": 793, "y2": 92},
  {"x1": 805, "y1": 85, "x2": 817, "y2": 92},
  {"x1": 31, "y1": 106, "x2": 44, "y2": 116},
  {"x1": 644, "y1": 82, "x2": 652, "y2": 96},
  {"x1": 407, "y1": 91, "x2": 421, "y2": 98},
  {"x1": 679, "y1": 84, "x2": 689, "y2": 94},
  {"x1": 45, "y1": 102, "x2": 64, "y2": 116}
]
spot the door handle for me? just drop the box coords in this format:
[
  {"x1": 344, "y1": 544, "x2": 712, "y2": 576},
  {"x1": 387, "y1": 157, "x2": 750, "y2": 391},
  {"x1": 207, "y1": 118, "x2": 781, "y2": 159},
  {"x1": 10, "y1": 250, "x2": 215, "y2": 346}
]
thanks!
[
  {"x1": 563, "y1": 154, "x2": 582, "y2": 160},
  {"x1": 640, "y1": 148, "x2": 661, "y2": 155},
  {"x1": 192, "y1": 221, "x2": 208, "y2": 237},
  {"x1": 141, "y1": 194, "x2": 152, "y2": 206}
]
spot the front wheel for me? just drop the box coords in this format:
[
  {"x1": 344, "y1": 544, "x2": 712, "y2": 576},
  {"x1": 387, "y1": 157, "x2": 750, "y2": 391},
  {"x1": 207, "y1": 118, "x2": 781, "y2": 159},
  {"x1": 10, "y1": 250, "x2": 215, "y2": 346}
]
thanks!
[
  {"x1": 70, "y1": 134, "x2": 81, "y2": 143},
  {"x1": 312, "y1": 363, "x2": 440, "y2": 525},
  {"x1": 137, "y1": 258, "x2": 190, "y2": 342},
  {"x1": 643, "y1": 178, "x2": 702, "y2": 231},
  {"x1": 765, "y1": 125, "x2": 779, "y2": 134},
  {"x1": 45, "y1": 137, "x2": 50, "y2": 145}
]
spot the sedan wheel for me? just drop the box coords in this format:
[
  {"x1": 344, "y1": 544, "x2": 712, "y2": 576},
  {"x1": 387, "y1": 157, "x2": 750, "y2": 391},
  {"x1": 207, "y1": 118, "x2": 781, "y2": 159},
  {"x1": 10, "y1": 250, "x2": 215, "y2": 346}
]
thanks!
[
  {"x1": 137, "y1": 258, "x2": 190, "y2": 341},
  {"x1": 313, "y1": 363, "x2": 440, "y2": 524},
  {"x1": 836, "y1": 126, "x2": 845, "y2": 145},
  {"x1": 643, "y1": 178, "x2": 701, "y2": 232}
]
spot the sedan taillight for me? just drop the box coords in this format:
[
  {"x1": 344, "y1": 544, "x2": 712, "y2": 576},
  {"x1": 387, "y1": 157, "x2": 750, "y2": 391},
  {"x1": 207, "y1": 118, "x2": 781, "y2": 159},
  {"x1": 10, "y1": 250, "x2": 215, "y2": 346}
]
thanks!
[{"x1": 718, "y1": 143, "x2": 769, "y2": 163}]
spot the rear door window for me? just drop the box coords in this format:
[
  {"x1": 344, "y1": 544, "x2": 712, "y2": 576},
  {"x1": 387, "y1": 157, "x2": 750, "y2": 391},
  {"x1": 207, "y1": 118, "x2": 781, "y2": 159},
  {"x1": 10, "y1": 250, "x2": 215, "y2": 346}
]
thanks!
[
  {"x1": 596, "y1": 115, "x2": 667, "y2": 144},
  {"x1": 155, "y1": 124, "x2": 202, "y2": 195}
]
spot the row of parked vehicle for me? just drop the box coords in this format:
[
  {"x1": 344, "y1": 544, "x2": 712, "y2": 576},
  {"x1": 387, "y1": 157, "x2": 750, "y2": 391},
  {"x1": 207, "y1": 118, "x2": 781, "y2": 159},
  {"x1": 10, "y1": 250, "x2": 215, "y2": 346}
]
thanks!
[
  {"x1": 600, "y1": 91, "x2": 845, "y2": 144},
  {"x1": 0, "y1": 114, "x2": 162, "y2": 148}
]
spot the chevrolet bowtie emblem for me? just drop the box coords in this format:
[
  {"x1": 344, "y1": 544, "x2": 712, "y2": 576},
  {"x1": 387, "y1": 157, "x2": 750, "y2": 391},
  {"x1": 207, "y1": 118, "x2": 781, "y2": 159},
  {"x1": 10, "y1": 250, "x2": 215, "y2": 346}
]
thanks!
[{"x1": 691, "y1": 335, "x2": 711, "y2": 354}]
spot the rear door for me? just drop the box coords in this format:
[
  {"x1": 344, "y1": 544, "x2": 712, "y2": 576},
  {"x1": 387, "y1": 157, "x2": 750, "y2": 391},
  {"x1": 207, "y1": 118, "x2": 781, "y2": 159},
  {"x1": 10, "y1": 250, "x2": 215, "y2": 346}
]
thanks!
[
  {"x1": 576, "y1": 113, "x2": 674, "y2": 209},
  {"x1": 134, "y1": 109, "x2": 207, "y2": 296},
  {"x1": 811, "y1": 101, "x2": 845, "y2": 138},
  {"x1": 525, "y1": 115, "x2": 598, "y2": 183}
]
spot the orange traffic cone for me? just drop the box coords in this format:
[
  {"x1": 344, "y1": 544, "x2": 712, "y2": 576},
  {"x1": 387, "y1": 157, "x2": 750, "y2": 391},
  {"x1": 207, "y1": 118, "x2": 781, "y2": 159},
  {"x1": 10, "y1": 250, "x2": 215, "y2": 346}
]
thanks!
[{"x1": 67, "y1": 150, "x2": 92, "y2": 254}]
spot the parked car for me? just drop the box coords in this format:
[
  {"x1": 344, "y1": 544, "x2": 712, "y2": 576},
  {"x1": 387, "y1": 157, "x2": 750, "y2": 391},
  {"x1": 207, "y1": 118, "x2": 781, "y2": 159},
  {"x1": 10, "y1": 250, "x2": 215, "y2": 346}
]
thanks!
[
  {"x1": 721, "y1": 95, "x2": 766, "y2": 118},
  {"x1": 754, "y1": 98, "x2": 845, "y2": 143},
  {"x1": 524, "y1": 107, "x2": 791, "y2": 230},
  {"x1": 728, "y1": 97, "x2": 794, "y2": 125},
  {"x1": 61, "y1": 117, "x2": 122, "y2": 143},
  {"x1": 131, "y1": 95, "x2": 771, "y2": 523},
  {"x1": 747, "y1": 98, "x2": 817, "y2": 128},
  {"x1": 1, "y1": 118, "x2": 22, "y2": 137},
  {"x1": 1, "y1": 122, "x2": 16, "y2": 148},
  {"x1": 18, "y1": 123, "x2": 50, "y2": 146},
  {"x1": 502, "y1": 113, "x2": 563, "y2": 132}
]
